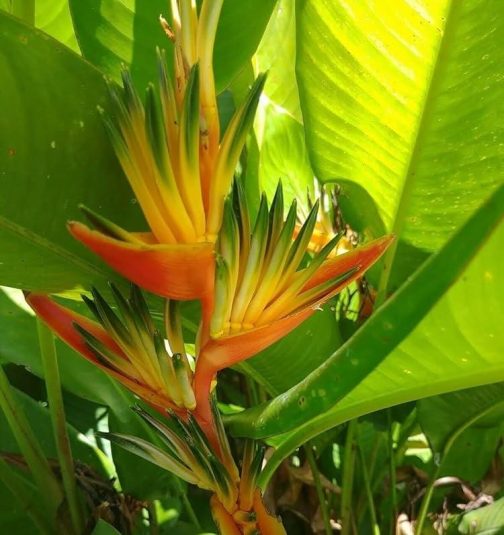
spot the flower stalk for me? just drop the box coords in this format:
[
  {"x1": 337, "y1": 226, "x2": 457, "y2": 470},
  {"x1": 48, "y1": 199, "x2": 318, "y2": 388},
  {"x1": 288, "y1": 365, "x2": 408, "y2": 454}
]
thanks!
[{"x1": 37, "y1": 319, "x2": 84, "y2": 534}]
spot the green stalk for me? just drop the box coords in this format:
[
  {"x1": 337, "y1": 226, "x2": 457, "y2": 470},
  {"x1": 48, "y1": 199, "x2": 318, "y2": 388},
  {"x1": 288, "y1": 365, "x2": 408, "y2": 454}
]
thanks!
[
  {"x1": 414, "y1": 463, "x2": 440, "y2": 534},
  {"x1": 37, "y1": 319, "x2": 83, "y2": 534},
  {"x1": 387, "y1": 410, "x2": 397, "y2": 533},
  {"x1": 0, "y1": 364, "x2": 63, "y2": 519},
  {"x1": 0, "y1": 456, "x2": 52, "y2": 535},
  {"x1": 356, "y1": 437, "x2": 380, "y2": 535},
  {"x1": 305, "y1": 443, "x2": 332, "y2": 535},
  {"x1": 147, "y1": 501, "x2": 159, "y2": 535},
  {"x1": 173, "y1": 477, "x2": 201, "y2": 529},
  {"x1": 11, "y1": 0, "x2": 35, "y2": 25},
  {"x1": 340, "y1": 419, "x2": 357, "y2": 535}
]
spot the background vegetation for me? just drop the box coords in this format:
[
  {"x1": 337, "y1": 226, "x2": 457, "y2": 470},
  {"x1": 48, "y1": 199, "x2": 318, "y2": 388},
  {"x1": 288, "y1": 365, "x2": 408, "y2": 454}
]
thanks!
[{"x1": 0, "y1": 0, "x2": 502, "y2": 533}]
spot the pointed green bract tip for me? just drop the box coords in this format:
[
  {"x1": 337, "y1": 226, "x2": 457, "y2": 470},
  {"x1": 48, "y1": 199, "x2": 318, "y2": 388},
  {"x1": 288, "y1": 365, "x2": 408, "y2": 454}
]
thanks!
[{"x1": 78, "y1": 204, "x2": 142, "y2": 244}]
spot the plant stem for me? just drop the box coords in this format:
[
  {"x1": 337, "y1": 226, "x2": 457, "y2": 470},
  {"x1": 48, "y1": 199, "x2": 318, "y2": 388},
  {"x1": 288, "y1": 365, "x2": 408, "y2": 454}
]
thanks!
[
  {"x1": 147, "y1": 501, "x2": 159, "y2": 535},
  {"x1": 414, "y1": 464, "x2": 440, "y2": 535},
  {"x1": 340, "y1": 419, "x2": 357, "y2": 535},
  {"x1": 173, "y1": 477, "x2": 201, "y2": 529},
  {"x1": 305, "y1": 443, "x2": 332, "y2": 535},
  {"x1": 37, "y1": 319, "x2": 83, "y2": 534},
  {"x1": 11, "y1": 0, "x2": 35, "y2": 25},
  {"x1": 0, "y1": 364, "x2": 63, "y2": 519},
  {"x1": 0, "y1": 455, "x2": 52, "y2": 535},
  {"x1": 387, "y1": 410, "x2": 397, "y2": 534},
  {"x1": 356, "y1": 435, "x2": 380, "y2": 535}
]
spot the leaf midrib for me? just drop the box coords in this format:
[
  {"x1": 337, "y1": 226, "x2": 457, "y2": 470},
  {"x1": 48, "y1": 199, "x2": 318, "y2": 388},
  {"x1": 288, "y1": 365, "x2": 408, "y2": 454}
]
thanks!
[{"x1": 0, "y1": 214, "x2": 106, "y2": 279}]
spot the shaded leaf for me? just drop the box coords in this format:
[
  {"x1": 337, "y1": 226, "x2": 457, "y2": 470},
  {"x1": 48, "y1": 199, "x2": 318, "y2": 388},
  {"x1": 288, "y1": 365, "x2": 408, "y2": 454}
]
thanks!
[
  {"x1": 0, "y1": 384, "x2": 104, "y2": 475},
  {"x1": 418, "y1": 384, "x2": 504, "y2": 454},
  {"x1": 69, "y1": 0, "x2": 276, "y2": 92},
  {"x1": 91, "y1": 519, "x2": 121, "y2": 535},
  {"x1": 0, "y1": 12, "x2": 145, "y2": 296}
]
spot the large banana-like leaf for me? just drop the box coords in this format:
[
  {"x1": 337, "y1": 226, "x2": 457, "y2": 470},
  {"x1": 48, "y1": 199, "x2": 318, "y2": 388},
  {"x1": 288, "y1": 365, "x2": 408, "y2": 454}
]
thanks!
[
  {"x1": 255, "y1": 217, "x2": 502, "y2": 484},
  {"x1": 1, "y1": 0, "x2": 79, "y2": 51},
  {"x1": 0, "y1": 12, "x2": 144, "y2": 297},
  {"x1": 254, "y1": 211, "x2": 503, "y2": 485},
  {"x1": 35, "y1": 0, "x2": 79, "y2": 51},
  {"x1": 296, "y1": 0, "x2": 503, "y2": 291},
  {"x1": 231, "y1": 0, "x2": 503, "y2": 401},
  {"x1": 69, "y1": 0, "x2": 276, "y2": 92},
  {"x1": 227, "y1": 186, "x2": 503, "y2": 444}
]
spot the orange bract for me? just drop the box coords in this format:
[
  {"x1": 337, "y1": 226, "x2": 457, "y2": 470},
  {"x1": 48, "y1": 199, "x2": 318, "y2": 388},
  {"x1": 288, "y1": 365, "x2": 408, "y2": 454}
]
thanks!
[
  {"x1": 69, "y1": 223, "x2": 215, "y2": 300},
  {"x1": 26, "y1": 287, "x2": 196, "y2": 414},
  {"x1": 193, "y1": 181, "x2": 394, "y2": 430},
  {"x1": 69, "y1": 5, "x2": 265, "y2": 300}
]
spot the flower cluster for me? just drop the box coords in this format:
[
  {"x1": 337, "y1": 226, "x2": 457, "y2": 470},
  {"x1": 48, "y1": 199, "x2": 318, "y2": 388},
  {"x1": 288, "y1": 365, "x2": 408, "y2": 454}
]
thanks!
[{"x1": 27, "y1": 1, "x2": 393, "y2": 533}]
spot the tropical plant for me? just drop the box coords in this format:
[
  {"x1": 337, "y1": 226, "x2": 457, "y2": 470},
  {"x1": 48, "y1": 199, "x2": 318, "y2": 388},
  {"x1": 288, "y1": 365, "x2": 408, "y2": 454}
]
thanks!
[{"x1": 0, "y1": 0, "x2": 502, "y2": 534}]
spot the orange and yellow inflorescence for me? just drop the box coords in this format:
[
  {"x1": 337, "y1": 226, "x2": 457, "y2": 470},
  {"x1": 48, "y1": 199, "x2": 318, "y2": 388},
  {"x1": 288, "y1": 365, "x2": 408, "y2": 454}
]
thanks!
[{"x1": 26, "y1": 1, "x2": 393, "y2": 533}]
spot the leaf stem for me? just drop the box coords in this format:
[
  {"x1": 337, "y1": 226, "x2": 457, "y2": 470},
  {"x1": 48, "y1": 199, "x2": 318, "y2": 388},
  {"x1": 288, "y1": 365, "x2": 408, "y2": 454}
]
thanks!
[
  {"x1": 147, "y1": 501, "x2": 159, "y2": 535},
  {"x1": 340, "y1": 419, "x2": 357, "y2": 535},
  {"x1": 11, "y1": 0, "x2": 35, "y2": 25},
  {"x1": 305, "y1": 443, "x2": 332, "y2": 535},
  {"x1": 173, "y1": 477, "x2": 201, "y2": 529},
  {"x1": 356, "y1": 433, "x2": 380, "y2": 535},
  {"x1": 37, "y1": 319, "x2": 83, "y2": 534},
  {"x1": 414, "y1": 464, "x2": 440, "y2": 534},
  {"x1": 387, "y1": 410, "x2": 397, "y2": 532}
]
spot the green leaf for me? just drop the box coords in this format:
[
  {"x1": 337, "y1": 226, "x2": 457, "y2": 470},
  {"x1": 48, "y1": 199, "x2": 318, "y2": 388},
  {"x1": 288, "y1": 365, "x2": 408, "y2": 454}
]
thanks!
[
  {"x1": 36, "y1": 0, "x2": 79, "y2": 51},
  {"x1": 296, "y1": 0, "x2": 504, "y2": 290},
  {"x1": 68, "y1": 0, "x2": 276, "y2": 92},
  {"x1": 0, "y1": 12, "x2": 145, "y2": 297},
  {"x1": 91, "y1": 519, "x2": 121, "y2": 535},
  {"x1": 418, "y1": 384, "x2": 504, "y2": 455},
  {"x1": 0, "y1": 456, "x2": 51, "y2": 534},
  {"x1": 418, "y1": 384, "x2": 504, "y2": 482},
  {"x1": 1, "y1": 0, "x2": 78, "y2": 50},
  {"x1": 260, "y1": 217, "x2": 504, "y2": 487},
  {"x1": 438, "y1": 426, "x2": 503, "y2": 483},
  {"x1": 458, "y1": 497, "x2": 504, "y2": 535},
  {"x1": 0, "y1": 366, "x2": 63, "y2": 515},
  {"x1": 254, "y1": 0, "x2": 301, "y2": 120},
  {"x1": 0, "y1": 477, "x2": 39, "y2": 535},
  {"x1": 68, "y1": 0, "x2": 167, "y2": 92},
  {"x1": 256, "y1": 103, "x2": 314, "y2": 212},
  {"x1": 213, "y1": 0, "x2": 276, "y2": 92},
  {"x1": 227, "y1": 184, "x2": 504, "y2": 441},
  {"x1": 237, "y1": 307, "x2": 342, "y2": 396}
]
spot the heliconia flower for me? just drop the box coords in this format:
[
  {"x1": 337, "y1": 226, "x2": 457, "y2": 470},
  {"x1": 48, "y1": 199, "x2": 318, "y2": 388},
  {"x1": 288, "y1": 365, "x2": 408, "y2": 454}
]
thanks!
[
  {"x1": 193, "y1": 182, "x2": 394, "y2": 426},
  {"x1": 26, "y1": 285, "x2": 196, "y2": 413},
  {"x1": 295, "y1": 181, "x2": 357, "y2": 256},
  {"x1": 100, "y1": 404, "x2": 286, "y2": 534},
  {"x1": 69, "y1": 0, "x2": 266, "y2": 300}
]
